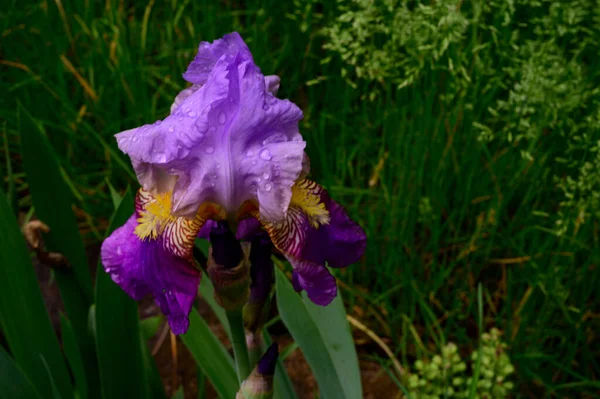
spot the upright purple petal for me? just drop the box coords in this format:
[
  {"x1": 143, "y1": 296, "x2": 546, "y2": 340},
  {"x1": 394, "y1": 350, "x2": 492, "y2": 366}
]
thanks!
[
  {"x1": 183, "y1": 32, "x2": 252, "y2": 85},
  {"x1": 116, "y1": 34, "x2": 305, "y2": 221}
]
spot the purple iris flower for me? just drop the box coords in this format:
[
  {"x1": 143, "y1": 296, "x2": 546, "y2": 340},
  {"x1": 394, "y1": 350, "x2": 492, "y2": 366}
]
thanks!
[{"x1": 101, "y1": 32, "x2": 366, "y2": 334}]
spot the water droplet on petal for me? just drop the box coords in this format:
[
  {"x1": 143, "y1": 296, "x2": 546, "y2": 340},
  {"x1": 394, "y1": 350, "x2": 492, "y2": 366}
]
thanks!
[
  {"x1": 178, "y1": 117, "x2": 183, "y2": 121},
  {"x1": 252, "y1": 160, "x2": 257, "y2": 166},
  {"x1": 263, "y1": 103, "x2": 269, "y2": 111},
  {"x1": 259, "y1": 149, "x2": 272, "y2": 161},
  {"x1": 262, "y1": 172, "x2": 270, "y2": 180},
  {"x1": 218, "y1": 112, "x2": 226, "y2": 124},
  {"x1": 246, "y1": 150, "x2": 254, "y2": 157},
  {"x1": 204, "y1": 146, "x2": 215, "y2": 154},
  {"x1": 168, "y1": 126, "x2": 175, "y2": 133},
  {"x1": 264, "y1": 183, "x2": 272, "y2": 192},
  {"x1": 210, "y1": 181, "x2": 216, "y2": 187},
  {"x1": 188, "y1": 111, "x2": 197, "y2": 117}
]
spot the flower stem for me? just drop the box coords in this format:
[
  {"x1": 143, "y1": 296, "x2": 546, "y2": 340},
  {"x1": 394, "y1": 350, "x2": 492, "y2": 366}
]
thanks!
[{"x1": 226, "y1": 309, "x2": 251, "y2": 384}]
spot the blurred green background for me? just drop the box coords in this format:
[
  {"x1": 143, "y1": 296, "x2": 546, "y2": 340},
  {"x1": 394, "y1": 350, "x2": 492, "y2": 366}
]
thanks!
[{"x1": 2, "y1": 0, "x2": 600, "y2": 397}]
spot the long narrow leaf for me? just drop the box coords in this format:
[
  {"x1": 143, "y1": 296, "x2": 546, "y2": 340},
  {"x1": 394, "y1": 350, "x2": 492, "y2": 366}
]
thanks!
[
  {"x1": 302, "y1": 284, "x2": 362, "y2": 398},
  {"x1": 19, "y1": 105, "x2": 100, "y2": 397},
  {"x1": 275, "y1": 268, "x2": 348, "y2": 399},
  {"x1": 95, "y1": 189, "x2": 148, "y2": 399},
  {"x1": 0, "y1": 189, "x2": 73, "y2": 399},
  {"x1": 0, "y1": 347, "x2": 41, "y2": 399},
  {"x1": 180, "y1": 310, "x2": 238, "y2": 399},
  {"x1": 60, "y1": 315, "x2": 89, "y2": 399}
]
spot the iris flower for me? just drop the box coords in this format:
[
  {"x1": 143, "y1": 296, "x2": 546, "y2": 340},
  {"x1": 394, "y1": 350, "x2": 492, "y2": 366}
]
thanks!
[{"x1": 101, "y1": 32, "x2": 366, "y2": 334}]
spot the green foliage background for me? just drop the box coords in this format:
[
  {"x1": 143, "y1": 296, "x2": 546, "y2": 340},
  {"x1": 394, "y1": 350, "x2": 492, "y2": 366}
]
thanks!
[{"x1": 1, "y1": 0, "x2": 599, "y2": 396}]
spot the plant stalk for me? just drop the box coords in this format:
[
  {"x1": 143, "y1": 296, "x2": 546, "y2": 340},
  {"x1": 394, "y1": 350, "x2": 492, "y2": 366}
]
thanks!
[{"x1": 226, "y1": 309, "x2": 251, "y2": 384}]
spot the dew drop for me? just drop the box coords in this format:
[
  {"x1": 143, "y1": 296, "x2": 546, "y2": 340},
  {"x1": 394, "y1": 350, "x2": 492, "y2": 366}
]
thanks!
[
  {"x1": 218, "y1": 112, "x2": 226, "y2": 124},
  {"x1": 204, "y1": 146, "x2": 215, "y2": 154},
  {"x1": 178, "y1": 117, "x2": 183, "y2": 121},
  {"x1": 264, "y1": 183, "x2": 272, "y2": 192},
  {"x1": 168, "y1": 126, "x2": 175, "y2": 133},
  {"x1": 262, "y1": 172, "x2": 270, "y2": 180},
  {"x1": 259, "y1": 148, "x2": 272, "y2": 161},
  {"x1": 246, "y1": 150, "x2": 254, "y2": 157},
  {"x1": 210, "y1": 181, "x2": 216, "y2": 187},
  {"x1": 188, "y1": 111, "x2": 197, "y2": 117}
]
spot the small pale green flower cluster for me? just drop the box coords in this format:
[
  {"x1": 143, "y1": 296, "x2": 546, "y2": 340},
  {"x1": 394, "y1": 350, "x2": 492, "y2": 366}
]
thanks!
[{"x1": 406, "y1": 329, "x2": 514, "y2": 398}]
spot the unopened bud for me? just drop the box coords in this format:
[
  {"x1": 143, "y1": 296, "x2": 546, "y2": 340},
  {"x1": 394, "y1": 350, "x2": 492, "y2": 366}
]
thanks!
[
  {"x1": 236, "y1": 343, "x2": 278, "y2": 399},
  {"x1": 207, "y1": 221, "x2": 250, "y2": 311}
]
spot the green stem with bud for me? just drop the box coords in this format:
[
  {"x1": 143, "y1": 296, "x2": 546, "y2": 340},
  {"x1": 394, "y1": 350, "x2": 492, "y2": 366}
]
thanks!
[{"x1": 227, "y1": 309, "x2": 251, "y2": 384}]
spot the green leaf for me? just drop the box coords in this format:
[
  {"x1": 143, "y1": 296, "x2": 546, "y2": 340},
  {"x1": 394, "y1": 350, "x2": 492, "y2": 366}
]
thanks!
[
  {"x1": 61, "y1": 315, "x2": 89, "y2": 399},
  {"x1": 19, "y1": 105, "x2": 100, "y2": 397},
  {"x1": 0, "y1": 347, "x2": 41, "y2": 399},
  {"x1": 263, "y1": 331, "x2": 299, "y2": 399},
  {"x1": 180, "y1": 310, "x2": 238, "y2": 399},
  {"x1": 141, "y1": 341, "x2": 168, "y2": 399},
  {"x1": 105, "y1": 178, "x2": 122, "y2": 210},
  {"x1": 275, "y1": 268, "x2": 360, "y2": 399},
  {"x1": 95, "y1": 189, "x2": 148, "y2": 399},
  {"x1": 19, "y1": 105, "x2": 93, "y2": 298},
  {"x1": 302, "y1": 279, "x2": 362, "y2": 399},
  {"x1": 0, "y1": 189, "x2": 73, "y2": 399}
]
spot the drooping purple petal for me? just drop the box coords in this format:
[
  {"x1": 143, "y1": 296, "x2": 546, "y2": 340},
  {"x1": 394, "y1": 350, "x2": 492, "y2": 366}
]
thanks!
[
  {"x1": 101, "y1": 215, "x2": 150, "y2": 300},
  {"x1": 116, "y1": 34, "x2": 305, "y2": 222},
  {"x1": 137, "y1": 237, "x2": 201, "y2": 334},
  {"x1": 100, "y1": 192, "x2": 203, "y2": 335},
  {"x1": 289, "y1": 258, "x2": 337, "y2": 306},
  {"x1": 264, "y1": 179, "x2": 366, "y2": 268},
  {"x1": 302, "y1": 197, "x2": 367, "y2": 268}
]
